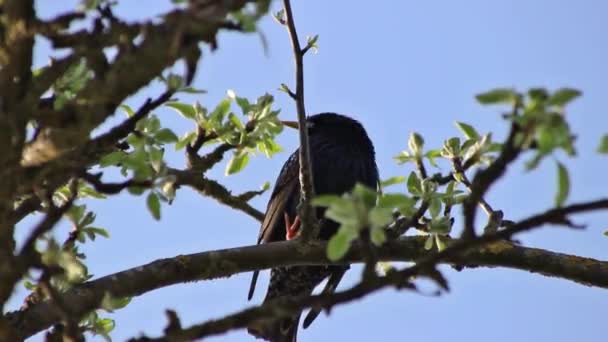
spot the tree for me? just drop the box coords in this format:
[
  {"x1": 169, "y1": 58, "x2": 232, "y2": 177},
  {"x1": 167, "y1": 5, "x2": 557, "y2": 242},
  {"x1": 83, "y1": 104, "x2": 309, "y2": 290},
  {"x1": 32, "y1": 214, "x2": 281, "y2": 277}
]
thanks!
[{"x1": 1, "y1": 0, "x2": 607, "y2": 341}]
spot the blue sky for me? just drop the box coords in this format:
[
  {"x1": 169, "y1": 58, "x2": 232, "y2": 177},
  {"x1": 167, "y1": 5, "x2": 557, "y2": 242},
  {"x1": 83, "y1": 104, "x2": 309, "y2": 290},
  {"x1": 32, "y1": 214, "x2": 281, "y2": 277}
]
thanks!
[{"x1": 9, "y1": 1, "x2": 608, "y2": 341}]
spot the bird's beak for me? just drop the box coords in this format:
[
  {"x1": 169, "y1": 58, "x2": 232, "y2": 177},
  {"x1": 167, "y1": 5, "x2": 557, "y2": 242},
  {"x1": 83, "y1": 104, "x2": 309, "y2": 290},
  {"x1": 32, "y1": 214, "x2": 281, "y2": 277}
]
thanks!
[{"x1": 281, "y1": 121, "x2": 299, "y2": 130}]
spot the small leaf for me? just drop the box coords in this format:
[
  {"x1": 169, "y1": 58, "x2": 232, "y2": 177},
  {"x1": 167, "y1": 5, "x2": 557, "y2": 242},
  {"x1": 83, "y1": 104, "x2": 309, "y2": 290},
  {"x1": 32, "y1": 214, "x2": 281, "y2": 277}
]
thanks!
[
  {"x1": 155, "y1": 128, "x2": 179, "y2": 144},
  {"x1": 425, "y1": 150, "x2": 442, "y2": 167},
  {"x1": 407, "y1": 171, "x2": 421, "y2": 195},
  {"x1": 380, "y1": 176, "x2": 406, "y2": 188},
  {"x1": 434, "y1": 235, "x2": 446, "y2": 252},
  {"x1": 85, "y1": 227, "x2": 110, "y2": 238},
  {"x1": 597, "y1": 135, "x2": 608, "y2": 154},
  {"x1": 120, "y1": 104, "x2": 135, "y2": 118},
  {"x1": 353, "y1": 183, "x2": 377, "y2": 208},
  {"x1": 424, "y1": 235, "x2": 434, "y2": 250},
  {"x1": 166, "y1": 102, "x2": 196, "y2": 120},
  {"x1": 369, "y1": 207, "x2": 393, "y2": 230},
  {"x1": 99, "y1": 151, "x2": 126, "y2": 167},
  {"x1": 429, "y1": 197, "x2": 442, "y2": 218},
  {"x1": 175, "y1": 131, "x2": 196, "y2": 151},
  {"x1": 225, "y1": 150, "x2": 250, "y2": 175},
  {"x1": 547, "y1": 88, "x2": 582, "y2": 107},
  {"x1": 454, "y1": 122, "x2": 480, "y2": 139},
  {"x1": 327, "y1": 229, "x2": 353, "y2": 261},
  {"x1": 312, "y1": 195, "x2": 343, "y2": 207},
  {"x1": 177, "y1": 86, "x2": 207, "y2": 94},
  {"x1": 147, "y1": 193, "x2": 161, "y2": 220},
  {"x1": 475, "y1": 88, "x2": 517, "y2": 105},
  {"x1": 408, "y1": 132, "x2": 424, "y2": 156},
  {"x1": 555, "y1": 161, "x2": 569, "y2": 207},
  {"x1": 235, "y1": 96, "x2": 251, "y2": 113}
]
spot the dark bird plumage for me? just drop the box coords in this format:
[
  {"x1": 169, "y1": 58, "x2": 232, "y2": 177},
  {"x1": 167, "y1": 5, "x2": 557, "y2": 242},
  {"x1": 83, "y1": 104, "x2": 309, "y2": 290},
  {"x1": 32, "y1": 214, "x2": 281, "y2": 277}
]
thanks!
[{"x1": 247, "y1": 113, "x2": 379, "y2": 342}]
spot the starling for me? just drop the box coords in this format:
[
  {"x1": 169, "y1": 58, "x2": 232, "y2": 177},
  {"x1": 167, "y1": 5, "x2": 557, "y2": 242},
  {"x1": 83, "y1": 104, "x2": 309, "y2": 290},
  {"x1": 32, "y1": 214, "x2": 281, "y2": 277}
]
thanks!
[{"x1": 247, "y1": 113, "x2": 379, "y2": 342}]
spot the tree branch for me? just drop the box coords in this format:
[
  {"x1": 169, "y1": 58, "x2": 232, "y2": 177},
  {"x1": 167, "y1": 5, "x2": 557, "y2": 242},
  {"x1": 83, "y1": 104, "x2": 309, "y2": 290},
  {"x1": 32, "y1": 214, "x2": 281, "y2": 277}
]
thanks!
[
  {"x1": 282, "y1": 0, "x2": 317, "y2": 241},
  {"x1": 8, "y1": 197, "x2": 608, "y2": 339},
  {"x1": 170, "y1": 169, "x2": 264, "y2": 222}
]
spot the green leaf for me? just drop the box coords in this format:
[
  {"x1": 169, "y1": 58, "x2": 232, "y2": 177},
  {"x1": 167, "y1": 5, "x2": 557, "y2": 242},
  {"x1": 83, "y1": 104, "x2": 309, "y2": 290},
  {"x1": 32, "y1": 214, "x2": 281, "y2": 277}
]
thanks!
[
  {"x1": 528, "y1": 88, "x2": 549, "y2": 102},
  {"x1": 24, "y1": 280, "x2": 36, "y2": 290},
  {"x1": 120, "y1": 104, "x2": 135, "y2": 118},
  {"x1": 380, "y1": 176, "x2": 406, "y2": 188},
  {"x1": 85, "y1": 227, "x2": 110, "y2": 238},
  {"x1": 407, "y1": 171, "x2": 421, "y2": 195},
  {"x1": 235, "y1": 96, "x2": 251, "y2": 114},
  {"x1": 166, "y1": 102, "x2": 196, "y2": 120},
  {"x1": 425, "y1": 150, "x2": 442, "y2": 167},
  {"x1": 369, "y1": 207, "x2": 393, "y2": 230},
  {"x1": 327, "y1": 229, "x2": 353, "y2": 261},
  {"x1": 99, "y1": 151, "x2": 126, "y2": 167},
  {"x1": 555, "y1": 161, "x2": 569, "y2": 207},
  {"x1": 454, "y1": 122, "x2": 480, "y2": 139},
  {"x1": 210, "y1": 98, "x2": 231, "y2": 124},
  {"x1": 101, "y1": 292, "x2": 132, "y2": 312},
  {"x1": 547, "y1": 88, "x2": 581, "y2": 107},
  {"x1": 147, "y1": 193, "x2": 161, "y2": 220},
  {"x1": 324, "y1": 199, "x2": 358, "y2": 226},
  {"x1": 166, "y1": 74, "x2": 184, "y2": 90},
  {"x1": 408, "y1": 132, "x2": 424, "y2": 156},
  {"x1": 475, "y1": 88, "x2": 517, "y2": 105},
  {"x1": 424, "y1": 235, "x2": 434, "y2": 250},
  {"x1": 225, "y1": 150, "x2": 250, "y2": 175},
  {"x1": 175, "y1": 131, "x2": 196, "y2": 151},
  {"x1": 177, "y1": 86, "x2": 207, "y2": 94},
  {"x1": 597, "y1": 135, "x2": 608, "y2": 154},
  {"x1": 429, "y1": 197, "x2": 442, "y2": 218},
  {"x1": 353, "y1": 183, "x2": 377, "y2": 208},
  {"x1": 312, "y1": 194, "x2": 344, "y2": 207},
  {"x1": 434, "y1": 235, "x2": 446, "y2": 252},
  {"x1": 393, "y1": 151, "x2": 414, "y2": 164},
  {"x1": 154, "y1": 128, "x2": 179, "y2": 144}
]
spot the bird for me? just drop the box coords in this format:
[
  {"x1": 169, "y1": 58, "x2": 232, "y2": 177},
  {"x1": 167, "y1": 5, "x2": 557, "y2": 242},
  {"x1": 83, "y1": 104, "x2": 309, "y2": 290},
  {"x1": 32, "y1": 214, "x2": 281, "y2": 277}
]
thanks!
[{"x1": 247, "y1": 113, "x2": 379, "y2": 342}]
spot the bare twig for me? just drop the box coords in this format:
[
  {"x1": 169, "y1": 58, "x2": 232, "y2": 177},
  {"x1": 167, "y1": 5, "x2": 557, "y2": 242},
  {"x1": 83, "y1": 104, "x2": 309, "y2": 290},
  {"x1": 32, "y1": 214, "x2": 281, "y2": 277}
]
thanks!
[
  {"x1": 282, "y1": 0, "x2": 317, "y2": 241},
  {"x1": 170, "y1": 169, "x2": 264, "y2": 222},
  {"x1": 462, "y1": 114, "x2": 521, "y2": 239}
]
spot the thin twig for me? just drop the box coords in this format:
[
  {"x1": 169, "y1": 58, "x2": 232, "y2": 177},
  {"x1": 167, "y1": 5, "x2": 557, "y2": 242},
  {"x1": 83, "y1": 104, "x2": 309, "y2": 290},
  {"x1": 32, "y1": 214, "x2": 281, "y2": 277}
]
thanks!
[
  {"x1": 282, "y1": 0, "x2": 317, "y2": 241},
  {"x1": 80, "y1": 172, "x2": 152, "y2": 194},
  {"x1": 462, "y1": 106, "x2": 522, "y2": 239}
]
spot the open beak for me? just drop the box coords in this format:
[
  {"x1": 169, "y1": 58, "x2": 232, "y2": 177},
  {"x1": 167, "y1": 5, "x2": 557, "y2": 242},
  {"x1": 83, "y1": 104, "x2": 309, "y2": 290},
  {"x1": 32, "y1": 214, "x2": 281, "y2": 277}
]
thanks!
[{"x1": 281, "y1": 121, "x2": 299, "y2": 130}]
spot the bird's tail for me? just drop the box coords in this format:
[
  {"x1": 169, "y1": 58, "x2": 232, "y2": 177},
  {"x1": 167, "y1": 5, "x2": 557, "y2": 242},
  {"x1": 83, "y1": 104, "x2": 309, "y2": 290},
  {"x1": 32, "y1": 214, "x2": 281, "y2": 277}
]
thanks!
[{"x1": 247, "y1": 265, "x2": 333, "y2": 342}]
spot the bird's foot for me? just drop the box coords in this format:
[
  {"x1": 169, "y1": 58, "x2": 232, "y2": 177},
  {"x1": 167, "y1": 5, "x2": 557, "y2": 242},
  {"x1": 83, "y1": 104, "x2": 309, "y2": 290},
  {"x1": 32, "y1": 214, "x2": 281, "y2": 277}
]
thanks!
[{"x1": 284, "y1": 213, "x2": 301, "y2": 240}]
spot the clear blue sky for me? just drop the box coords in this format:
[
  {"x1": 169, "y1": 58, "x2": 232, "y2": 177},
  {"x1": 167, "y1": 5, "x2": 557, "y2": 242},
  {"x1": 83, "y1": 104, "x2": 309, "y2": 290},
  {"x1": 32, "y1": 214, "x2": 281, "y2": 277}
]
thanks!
[{"x1": 10, "y1": 1, "x2": 608, "y2": 341}]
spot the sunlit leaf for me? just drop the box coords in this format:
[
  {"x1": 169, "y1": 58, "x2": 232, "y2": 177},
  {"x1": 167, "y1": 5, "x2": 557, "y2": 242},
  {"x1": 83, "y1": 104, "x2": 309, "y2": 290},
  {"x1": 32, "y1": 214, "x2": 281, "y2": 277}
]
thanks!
[
  {"x1": 555, "y1": 161, "x2": 569, "y2": 207},
  {"x1": 147, "y1": 193, "x2": 161, "y2": 220},
  {"x1": 475, "y1": 88, "x2": 517, "y2": 105},
  {"x1": 454, "y1": 122, "x2": 480, "y2": 139}
]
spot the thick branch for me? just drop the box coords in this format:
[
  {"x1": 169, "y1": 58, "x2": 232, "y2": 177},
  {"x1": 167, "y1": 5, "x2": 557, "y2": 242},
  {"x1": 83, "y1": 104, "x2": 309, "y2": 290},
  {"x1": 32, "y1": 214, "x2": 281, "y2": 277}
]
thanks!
[{"x1": 8, "y1": 219, "x2": 608, "y2": 340}]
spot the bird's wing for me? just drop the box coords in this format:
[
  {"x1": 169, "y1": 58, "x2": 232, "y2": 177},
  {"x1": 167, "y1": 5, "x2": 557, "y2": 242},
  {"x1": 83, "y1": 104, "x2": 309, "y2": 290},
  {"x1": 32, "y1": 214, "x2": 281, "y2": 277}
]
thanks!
[
  {"x1": 248, "y1": 152, "x2": 300, "y2": 300},
  {"x1": 258, "y1": 151, "x2": 299, "y2": 244}
]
